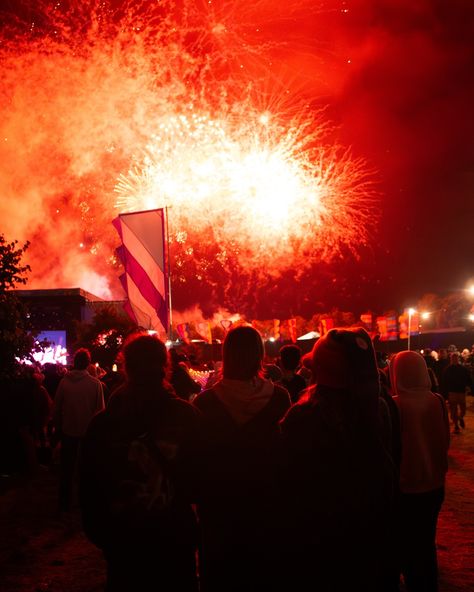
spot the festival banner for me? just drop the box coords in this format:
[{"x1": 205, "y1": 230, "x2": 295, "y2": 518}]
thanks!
[
  {"x1": 220, "y1": 319, "x2": 233, "y2": 332},
  {"x1": 360, "y1": 313, "x2": 373, "y2": 332},
  {"x1": 176, "y1": 322, "x2": 191, "y2": 344},
  {"x1": 376, "y1": 316, "x2": 388, "y2": 341},
  {"x1": 398, "y1": 314, "x2": 408, "y2": 340},
  {"x1": 113, "y1": 209, "x2": 168, "y2": 334},
  {"x1": 273, "y1": 319, "x2": 281, "y2": 340},
  {"x1": 287, "y1": 318, "x2": 297, "y2": 343},
  {"x1": 319, "y1": 317, "x2": 334, "y2": 336},
  {"x1": 386, "y1": 316, "x2": 398, "y2": 341},
  {"x1": 399, "y1": 310, "x2": 420, "y2": 340},
  {"x1": 410, "y1": 311, "x2": 420, "y2": 335},
  {"x1": 197, "y1": 321, "x2": 213, "y2": 344}
]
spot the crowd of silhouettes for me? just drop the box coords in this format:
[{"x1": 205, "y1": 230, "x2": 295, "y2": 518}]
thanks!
[{"x1": 0, "y1": 326, "x2": 461, "y2": 591}]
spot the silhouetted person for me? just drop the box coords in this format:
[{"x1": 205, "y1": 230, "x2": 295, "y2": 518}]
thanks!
[
  {"x1": 170, "y1": 348, "x2": 201, "y2": 402},
  {"x1": 441, "y1": 353, "x2": 472, "y2": 433},
  {"x1": 434, "y1": 349, "x2": 449, "y2": 387},
  {"x1": 53, "y1": 348, "x2": 104, "y2": 512},
  {"x1": 192, "y1": 325, "x2": 291, "y2": 592},
  {"x1": 422, "y1": 349, "x2": 437, "y2": 372},
  {"x1": 390, "y1": 351, "x2": 450, "y2": 592},
  {"x1": 80, "y1": 334, "x2": 199, "y2": 592},
  {"x1": 88, "y1": 363, "x2": 111, "y2": 405},
  {"x1": 278, "y1": 344, "x2": 306, "y2": 403},
  {"x1": 42, "y1": 362, "x2": 64, "y2": 400},
  {"x1": 101, "y1": 366, "x2": 125, "y2": 402},
  {"x1": 280, "y1": 328, "x2": 395, "y2": 592}
]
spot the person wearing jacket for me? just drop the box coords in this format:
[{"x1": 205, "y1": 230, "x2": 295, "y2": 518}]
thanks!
[
  {"x1": 53, "y1": 348, "x2": 104, "y2": 512},
  {"x1": 280, "y1": 328, "x2": 395, "y2": 591},
  {"x1": 79, "y1": 333, "x2": 200, "y2": 592},
  {"x1": 441, "y1": 352, "x2": 472, "y2": 433},
  {"x1": 192, "y1": 325, "x2": 291, "y2": 592},
  {"x1": 390, "y1": 350, "x2": 450, "y2": 592}
]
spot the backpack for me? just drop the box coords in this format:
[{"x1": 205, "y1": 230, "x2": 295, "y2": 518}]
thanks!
[{"x1": 108, "y1": 431, "x2": 177, "y2": 530}]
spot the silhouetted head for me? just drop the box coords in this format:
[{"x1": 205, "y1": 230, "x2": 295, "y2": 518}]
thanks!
[
  {"x1": 390, "y1": 350, "x2": 431, "y2": 395},
  {"x1": 449, "y1": 353, "x2": 459, "y2": 365},
  {"x1": 223, "y1": 325, "x2": 264, "y2": 381},
  {"x1": 263, "y1": 363, "x2": 283, "y2": 382},
  {"x1": 73, "y1": 348, "x2": 91, "y2": 371},
  {"x1": 279, "y1": 344, "x2": 302, "y2": 372},
  {"x1": 309, "y1": 328, "x2": 378, "y2": 391},
  {"x1": 123, "y1": 333, "x2": 168, "y2": 385}
]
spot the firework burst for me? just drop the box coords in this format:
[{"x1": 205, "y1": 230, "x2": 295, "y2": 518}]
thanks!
[
  {"x1": 115, "y1": 105, "x2": 377, "y2": 275},
  {"x1": 0, "y1": 0, "x2": 378, "y2": 314}
]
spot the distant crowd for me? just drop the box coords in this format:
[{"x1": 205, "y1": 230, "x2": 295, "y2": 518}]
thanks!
[{"x1": 2, "y1": 329, "x2": 470, "y2": 591}]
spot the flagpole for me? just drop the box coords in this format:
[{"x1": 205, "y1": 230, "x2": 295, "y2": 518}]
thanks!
[{"x1": 165, "y1": 206, "x2": 173, "y2": 340}]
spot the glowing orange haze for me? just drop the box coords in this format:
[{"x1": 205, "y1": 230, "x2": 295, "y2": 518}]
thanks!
[{"x1": 0, "y1": 1, "x2": 377, "y2": 311}]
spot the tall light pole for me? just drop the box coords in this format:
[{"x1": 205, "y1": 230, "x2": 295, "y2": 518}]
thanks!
[{"x1": 407, "y1": 308, "x2": 415, "y2": 351}]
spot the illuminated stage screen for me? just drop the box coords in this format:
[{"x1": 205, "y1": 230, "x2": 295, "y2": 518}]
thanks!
[{"x1": 33, "y1": 331, "x2": 68, "y2": 365}]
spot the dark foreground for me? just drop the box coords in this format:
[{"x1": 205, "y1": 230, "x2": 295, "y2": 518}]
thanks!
[{"x1": 1, "y1": 402, "x2": 474, "y2": 592}]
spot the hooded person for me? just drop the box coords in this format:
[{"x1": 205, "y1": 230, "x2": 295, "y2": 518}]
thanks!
[
  {"x1": 191, "y1": 325, "x2": 291, "y2": 592},
  {"x1": 280, "y1": 327, "x2": 396, "y2": 592},
  {"x1": 390, "y1": 350, "x2": 450, "y2": 592}
]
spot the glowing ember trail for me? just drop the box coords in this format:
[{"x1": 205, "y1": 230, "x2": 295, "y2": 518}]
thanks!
[{"x1": 0, "y1": 0, "x2": 378, "y2": 315}]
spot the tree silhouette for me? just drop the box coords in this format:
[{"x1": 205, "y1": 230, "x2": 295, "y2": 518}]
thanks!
[{"x1": 0, "y1": 235, "x2": 35, "y2": 377}]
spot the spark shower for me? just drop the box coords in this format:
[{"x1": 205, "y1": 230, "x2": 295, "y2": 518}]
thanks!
[{"x1": 0, "y1": 0, "x2": 378, "y2": 316}]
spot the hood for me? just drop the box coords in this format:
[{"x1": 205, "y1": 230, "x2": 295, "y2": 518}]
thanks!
[
  {"x1": 64, "y1": 369, "x2": 92, "y2": 383},
  {"x1": 213, "y1": 377, "x2": 274, "y2": 425},
  {"x1": 390, "y1": 351, "x2": 431, "y2": 396}
]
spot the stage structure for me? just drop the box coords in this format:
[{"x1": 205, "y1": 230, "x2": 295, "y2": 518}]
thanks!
[{"x1": 113, "y1": 208, "x2": 170, "y2": 338}]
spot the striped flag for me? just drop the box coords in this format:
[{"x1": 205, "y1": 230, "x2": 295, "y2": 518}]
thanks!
[
  {"x1": 113, "y1": 209, "x2": 168, "y2": 335},
  {"x1": 386, "y1": 316, "x2": 398, "y2": 341},
  {"x1": 197, "y1": 321, "x2": 213, "y2": 344},
  {"x1": 176, "y1": 322, "x2": 191, "y2": 344}
]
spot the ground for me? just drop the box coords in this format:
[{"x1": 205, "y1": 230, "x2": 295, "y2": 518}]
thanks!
[{"x1": 1, "y1": 401, "x2": 473, "y2": 592}]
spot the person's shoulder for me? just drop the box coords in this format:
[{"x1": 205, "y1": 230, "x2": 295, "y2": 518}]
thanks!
[
  {"x1": 293, "y1": 374, "x2": 307, "y2": 388},
  {"x1": 167, "y1": 393, "x2": 201, "y2": 419},
  {"x1": 296, "y1": 373, "x2": 307, "y2": 383},
  {"x1": 273, "y1": 383, "x2": 292, "y2": 405},
  {"x1": 84, "y1": 407, "x2": 108, "y2": 439},
  {"x1": 192, "y1": 388, "x2": 216, "y2": 411},
  {"x1": 280, "y1": 397, "x2": 313, "y2": 428},
  {"x1": 85, "y1": 373, "x2": 102, "y2": 386}
]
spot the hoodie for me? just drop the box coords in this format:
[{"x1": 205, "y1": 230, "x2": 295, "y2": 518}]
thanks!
[
  {"x1": 212, "y1": 377, "x2": 276, "y2": 425},
  {"x1": 53, "y1": 369, "x2": 104, "y2": 437},
  {"x1": 390, "y1": 351, "x2": 449, "y2": 494}
]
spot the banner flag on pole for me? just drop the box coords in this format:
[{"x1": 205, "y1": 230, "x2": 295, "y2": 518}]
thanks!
[
  {"x1": 197, "y1": 321, "x2": 213, "y2": 344},
  {"x1": 113, "y1": 209, "x2": 168, "y2": 334},
  {"x1": 360, "y1": 313, "x2": 373, "y2": 332},
  {"x1": 287, "y1": 318, "x2": 297, "y2": 343},
  {"x1": 220, "y1": 319, "x2": 233, "y2": 332},
  {"x1": 318, "y1": 317, "x2": 334, "y2": 336},
  {"x1": 273, "y1": 319, "x2": 281, "y2": 340},
  {"x1": 386, "y1": 316, "x2": 398, "y2": 341},
  {"x1": 398, "y1": 314, "x2": 408, "y2": 340},
  {"x1": 376, "y1": 316, "x2": 388, "y2": 341},
  {"x1": 176, "y1": 323, "x2": 191, "y2": 344}
]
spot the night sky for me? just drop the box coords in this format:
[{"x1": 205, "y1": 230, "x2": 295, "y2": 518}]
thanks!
[
  {"x1": 333, "y1": 0, "x2": 474, "y2": 309},
  {"x1": 1, "y1": 0, "x2": 474, "y2": 318}
]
